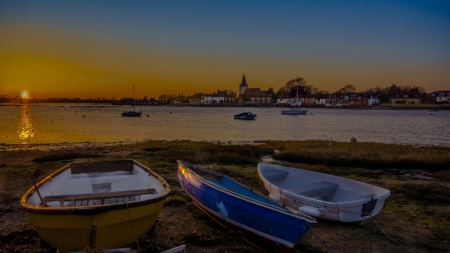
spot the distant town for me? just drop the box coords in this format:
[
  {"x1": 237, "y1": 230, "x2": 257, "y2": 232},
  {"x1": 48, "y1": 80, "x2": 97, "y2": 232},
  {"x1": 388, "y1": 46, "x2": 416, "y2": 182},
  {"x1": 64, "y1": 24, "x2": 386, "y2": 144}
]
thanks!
[{"x1": 1, "y1": 75, "x2": 449, "y2": 107}]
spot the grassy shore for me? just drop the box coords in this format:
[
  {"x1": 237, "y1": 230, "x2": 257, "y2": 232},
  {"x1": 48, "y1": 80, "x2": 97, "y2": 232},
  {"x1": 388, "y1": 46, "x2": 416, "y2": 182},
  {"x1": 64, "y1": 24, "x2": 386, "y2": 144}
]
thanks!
[{"x1": 0, "y1": 140, "x2": 449, "y2": 252}]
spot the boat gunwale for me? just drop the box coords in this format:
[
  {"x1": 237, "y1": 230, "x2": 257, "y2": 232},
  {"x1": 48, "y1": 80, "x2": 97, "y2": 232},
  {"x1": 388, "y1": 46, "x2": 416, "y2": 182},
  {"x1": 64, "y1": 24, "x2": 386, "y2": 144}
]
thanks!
[
  {"x1": 279, "y1": 188, "x2": 390, "y2": 208},
  {"x1": 177, "y1": 160, "x2": 316, "y2": 223},
  {"x1": 20, "y1": 160, "x2": 170, "y2": 215},
  {"x1": 257, "y1": 163, "x2": 391, "y2": 207}
]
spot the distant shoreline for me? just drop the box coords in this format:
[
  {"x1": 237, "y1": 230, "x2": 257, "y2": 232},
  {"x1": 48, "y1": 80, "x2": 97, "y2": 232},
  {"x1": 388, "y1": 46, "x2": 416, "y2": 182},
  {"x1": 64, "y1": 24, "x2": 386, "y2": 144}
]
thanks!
[{"x1": 1, "y1": 102, "x2": 449, "y2": 110}]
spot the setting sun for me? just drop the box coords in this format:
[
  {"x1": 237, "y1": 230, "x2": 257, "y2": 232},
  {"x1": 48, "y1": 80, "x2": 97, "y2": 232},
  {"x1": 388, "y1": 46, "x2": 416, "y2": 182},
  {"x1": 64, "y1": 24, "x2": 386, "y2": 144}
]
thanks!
[{"x1": 21, "y1": 91, "x2": 28, "y2": 98}]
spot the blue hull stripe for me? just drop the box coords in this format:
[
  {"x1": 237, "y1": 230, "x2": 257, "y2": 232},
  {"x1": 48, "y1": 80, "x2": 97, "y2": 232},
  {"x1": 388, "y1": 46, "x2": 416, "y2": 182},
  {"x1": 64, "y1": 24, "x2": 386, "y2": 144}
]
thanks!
[
  {"x1": 177, "y1": 161, "x2": 313, "y2": 251},
  {"x1": 188, "y1": 191, "x2": 295, "y2": 248}
]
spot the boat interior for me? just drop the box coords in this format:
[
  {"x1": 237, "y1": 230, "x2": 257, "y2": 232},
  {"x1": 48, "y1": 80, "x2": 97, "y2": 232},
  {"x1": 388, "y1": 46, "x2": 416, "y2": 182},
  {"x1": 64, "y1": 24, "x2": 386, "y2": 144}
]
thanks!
[
  {"x1": 262, "y1": 168, "x2": 386, "y2": 203},
  {"x1": 28, "y1": 160, "x2": 166, "y2": 207},
  {"x1": 184, "y1": 163, "x2": 281, "y2": 208}
]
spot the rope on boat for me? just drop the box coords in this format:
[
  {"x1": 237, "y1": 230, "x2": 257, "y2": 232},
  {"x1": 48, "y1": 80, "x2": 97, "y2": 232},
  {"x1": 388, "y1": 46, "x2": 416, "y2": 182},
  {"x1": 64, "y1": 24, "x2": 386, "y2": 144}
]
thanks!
[
  {"x1": 309, "y1": 228, "x2": 334, "y2": 253},
  {"x1": 125, "y1": 201, "x2": 141, "y2": 253},
  {"x1": 333, "y1": 203, "x2": 411, "y2": 251},
  {"x1": 169, "y1": 176, "x2": 178, "y2": 188},
  {"x1": 82, "y1": 224, "x2": 106, "y2": 252},
  {"x1": 13, "y1": 209, "x2": 24, "y2": 214},
  {"x1": 89, "y1": 224, "x2": 97, "y2": 248}
]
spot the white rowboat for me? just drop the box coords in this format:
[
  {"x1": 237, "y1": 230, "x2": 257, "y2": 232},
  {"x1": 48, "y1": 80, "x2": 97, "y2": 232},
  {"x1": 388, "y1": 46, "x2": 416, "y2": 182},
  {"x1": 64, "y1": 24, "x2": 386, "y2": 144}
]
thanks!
[{"x1": 258, "y1": 163, "x2": 391, "y2": 222}]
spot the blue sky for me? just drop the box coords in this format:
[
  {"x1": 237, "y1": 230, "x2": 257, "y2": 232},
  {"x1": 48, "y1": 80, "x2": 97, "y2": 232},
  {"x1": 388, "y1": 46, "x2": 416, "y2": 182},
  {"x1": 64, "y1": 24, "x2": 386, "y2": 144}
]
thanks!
[{"x1": 1, "y1": 0, "x2": 449, "y2": 98}]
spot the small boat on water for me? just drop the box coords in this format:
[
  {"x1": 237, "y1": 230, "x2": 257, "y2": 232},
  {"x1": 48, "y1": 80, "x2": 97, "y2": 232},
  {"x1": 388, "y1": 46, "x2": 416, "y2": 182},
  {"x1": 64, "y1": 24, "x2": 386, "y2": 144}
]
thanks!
[
  {"x1": 258, "y1": 163, "x2": 391, "y2": 222},
  {"x1": 121, "y1": 110, "x2": 142, "y2": 117},
  {"x1": 281, "y1": 108, "x2": 308, "y2": 115},
  {"x1": 20, "y1": 160, "x2": 170, "y2": 252},
  {"x1": 177, "y1": 160, "x2": 316, "y2": 253},
  {"x1": 234, "y1": 112, "x2": 257, "y2": 120},
  {"x1": 122, "y1": 84, "x2": 142, "y2": 117}
]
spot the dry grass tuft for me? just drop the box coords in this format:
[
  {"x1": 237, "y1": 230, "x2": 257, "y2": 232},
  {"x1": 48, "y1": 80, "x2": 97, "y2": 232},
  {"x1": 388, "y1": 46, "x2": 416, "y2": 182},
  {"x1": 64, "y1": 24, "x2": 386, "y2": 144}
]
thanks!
[
  {"x1": 266, "y1": 140, "x2": 450, "y2": 170},
  {"x1": 32, "y1": 152, "x2": 101, "y2": 163},
  {"x1": 390, "y1": 182, "x2": 450, "y2": 204}
]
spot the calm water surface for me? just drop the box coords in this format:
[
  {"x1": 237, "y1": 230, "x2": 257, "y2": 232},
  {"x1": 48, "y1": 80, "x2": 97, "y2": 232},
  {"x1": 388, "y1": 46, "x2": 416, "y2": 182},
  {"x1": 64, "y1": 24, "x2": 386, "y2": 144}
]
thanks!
[{"x1": 1, "y1": 104, "x2": 449, "y2": 146}]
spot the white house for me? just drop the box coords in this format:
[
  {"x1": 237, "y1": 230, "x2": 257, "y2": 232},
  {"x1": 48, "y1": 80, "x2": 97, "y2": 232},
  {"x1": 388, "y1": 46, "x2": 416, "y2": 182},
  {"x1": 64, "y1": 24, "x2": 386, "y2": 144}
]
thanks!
[
  {"x1": 276, "y1": 94, "x2": 289, "y2": 104},
  {"x1": 436, "y1": 90, "x2": 450, "y2": 102},
  {"x1": 367, "y1": 96, "x2": 380, "y2": 106},
  {"x1": 315, "y1": 95, "x2": 328, "y2": 105},
  {"x1": 201, "y1": 94, "x2": 224, "y2": 104}
]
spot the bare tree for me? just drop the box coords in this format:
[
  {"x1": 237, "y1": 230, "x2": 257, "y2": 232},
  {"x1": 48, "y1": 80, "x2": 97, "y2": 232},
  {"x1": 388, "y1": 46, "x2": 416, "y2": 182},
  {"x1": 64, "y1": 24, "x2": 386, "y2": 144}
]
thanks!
[{"x1": 337, "y1": 84, "x2": 357, "y2": 93}]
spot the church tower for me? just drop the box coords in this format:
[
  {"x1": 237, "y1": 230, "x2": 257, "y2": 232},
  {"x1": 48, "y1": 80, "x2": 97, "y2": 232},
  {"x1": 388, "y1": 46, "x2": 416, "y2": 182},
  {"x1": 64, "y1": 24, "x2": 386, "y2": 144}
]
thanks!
[{"x1": 239, "y1": 74, "x2": 248, "y2": 95}]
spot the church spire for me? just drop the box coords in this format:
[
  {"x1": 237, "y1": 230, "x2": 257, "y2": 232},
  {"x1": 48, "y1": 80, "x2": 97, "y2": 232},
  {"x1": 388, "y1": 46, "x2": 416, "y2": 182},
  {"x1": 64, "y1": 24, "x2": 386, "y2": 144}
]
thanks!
[{"x1": 239, "y1": 74, "x2": 248, "y2": 87}]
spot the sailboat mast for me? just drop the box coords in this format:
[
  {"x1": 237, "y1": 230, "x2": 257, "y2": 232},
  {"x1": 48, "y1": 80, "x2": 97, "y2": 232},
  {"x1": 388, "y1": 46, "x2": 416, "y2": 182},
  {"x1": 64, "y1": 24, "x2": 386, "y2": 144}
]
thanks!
[{"x1": 133, "y1": 84, "x2": 136, "y2": 112}]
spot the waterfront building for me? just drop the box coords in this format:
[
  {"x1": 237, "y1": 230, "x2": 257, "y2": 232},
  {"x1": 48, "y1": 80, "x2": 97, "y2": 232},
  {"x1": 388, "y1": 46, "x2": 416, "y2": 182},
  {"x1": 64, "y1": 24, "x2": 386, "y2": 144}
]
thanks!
[
  {"x1": 201, "y1": 90, "x2": 236, "y2": 105},
  {"x1": 390, "y1": 92, "x2": 422, "y2": 104},
  {"x1": 315, "y1": 95, "x2": 328, "y2": 105},
  {"x1": 435, "y1": 91, "x2": 450, "y2": 103},
  {"x1": 158, "y1": 94, "x2": 174, "y2": 104},
  {"x1": 298, "y1": 94, "x2": 316, "y2": 106},
  {"x1": 188, "y1": 93, "x2": 202, "y2": 104},
  {"x1": 277, "y1": 94, "x2": 289, "y2": 104},
  {"x1": 237, "y1": 74, "x2": 272, "y2": 105},
  {"x1": 327, "y1": 93, "x2": 369, "y2": 106}
]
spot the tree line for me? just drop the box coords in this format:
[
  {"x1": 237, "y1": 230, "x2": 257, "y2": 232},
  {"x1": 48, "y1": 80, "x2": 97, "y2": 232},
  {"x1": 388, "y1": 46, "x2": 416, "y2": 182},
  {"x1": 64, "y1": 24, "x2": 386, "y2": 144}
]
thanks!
[{"x1": 273, "y1": 78, "x2": 426, "y2": 97}]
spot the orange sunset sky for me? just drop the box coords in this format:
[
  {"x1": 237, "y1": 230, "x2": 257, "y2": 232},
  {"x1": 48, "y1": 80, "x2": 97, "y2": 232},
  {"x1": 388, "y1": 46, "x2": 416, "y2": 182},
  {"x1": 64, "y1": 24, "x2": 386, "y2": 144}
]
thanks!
[{"x1": 1, "y1": 1, "x2": 449, "y2": 99}]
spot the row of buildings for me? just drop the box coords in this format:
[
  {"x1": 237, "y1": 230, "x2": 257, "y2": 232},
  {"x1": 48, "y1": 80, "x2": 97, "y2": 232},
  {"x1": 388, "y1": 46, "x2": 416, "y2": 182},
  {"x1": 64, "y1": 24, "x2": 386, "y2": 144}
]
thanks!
[{"x1": 120, "y1": 75, "x2": 449, "y2": 107}]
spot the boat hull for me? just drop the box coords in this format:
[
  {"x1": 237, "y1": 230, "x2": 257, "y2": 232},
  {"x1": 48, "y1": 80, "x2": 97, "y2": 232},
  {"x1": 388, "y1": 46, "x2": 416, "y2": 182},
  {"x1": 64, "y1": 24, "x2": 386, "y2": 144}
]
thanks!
[
  {"x1": 121, "y1": 111, "x2": 142, "y2": 117},
  {"x1": 233, "y1": 116, "x2": 256, "y2": 120},
  {"x1": 281, "y1": 109, "x2": 308, "y2": 115},
  {"x1": 21, "y1": 160, "x2": 169, "y2": 252},
  {"x1": 234, "y1": 112, "x2": 256, "y2": 120},
  {"x1": 177, "y1": 161, "x2": 313, "y2": 253},
  {"x1": 275, "y1": 191, "x2": 388, "y2": 222},
  {"x1": 258, "y1": 163, "x2": 391, "y2": 222},
  {"x1": 25, "y1": 200, "x2": 164, "y2": 252}
]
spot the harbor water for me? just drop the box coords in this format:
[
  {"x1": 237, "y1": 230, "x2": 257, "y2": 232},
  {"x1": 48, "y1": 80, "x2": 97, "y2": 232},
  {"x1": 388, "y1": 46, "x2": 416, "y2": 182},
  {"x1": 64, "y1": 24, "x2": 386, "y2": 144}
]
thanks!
[{"x1": 1, "y1": 104, "x2": 449, "y2": 147}]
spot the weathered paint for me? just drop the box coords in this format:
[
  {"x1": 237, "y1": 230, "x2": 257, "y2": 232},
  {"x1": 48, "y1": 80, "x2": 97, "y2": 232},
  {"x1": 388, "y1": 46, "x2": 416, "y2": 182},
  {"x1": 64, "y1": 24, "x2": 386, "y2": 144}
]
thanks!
[{"x1": 177, "y1": 160, "x2": 315, "y2": 253}]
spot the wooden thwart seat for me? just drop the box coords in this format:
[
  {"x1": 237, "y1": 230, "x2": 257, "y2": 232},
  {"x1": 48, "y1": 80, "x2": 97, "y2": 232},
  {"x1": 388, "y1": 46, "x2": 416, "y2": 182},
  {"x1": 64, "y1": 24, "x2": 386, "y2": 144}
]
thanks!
[{"x1": 43, "y1": 188, "x2": 157, "y2": 203}]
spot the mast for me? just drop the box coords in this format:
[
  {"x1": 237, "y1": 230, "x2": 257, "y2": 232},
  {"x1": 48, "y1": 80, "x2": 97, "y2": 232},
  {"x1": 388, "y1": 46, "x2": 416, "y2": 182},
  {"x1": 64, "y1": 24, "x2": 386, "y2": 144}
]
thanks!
[
  {"x1": 296, "y1": 75, "x2": 299, "y2": 102},
  {"x1": 133, "y1": 84, "x2": 136, "y2": 112}
]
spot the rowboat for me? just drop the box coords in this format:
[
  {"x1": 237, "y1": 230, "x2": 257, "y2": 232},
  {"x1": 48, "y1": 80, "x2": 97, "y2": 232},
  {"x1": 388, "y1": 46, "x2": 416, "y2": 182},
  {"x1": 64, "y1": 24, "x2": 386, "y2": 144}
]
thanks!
[
  {"x1": 20, "y1": 160, "x2": 170, "y2": 252},
  {"x1": 258, "y1": 163, "x2": 391, "y2": 222},
  {"x1": 177, "y1": 160, "x2": 316, "y2": 253}
]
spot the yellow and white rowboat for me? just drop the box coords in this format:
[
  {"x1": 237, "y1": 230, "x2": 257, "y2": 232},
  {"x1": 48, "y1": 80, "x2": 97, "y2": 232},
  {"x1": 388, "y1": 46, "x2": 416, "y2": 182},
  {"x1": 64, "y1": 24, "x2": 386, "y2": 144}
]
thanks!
[{"x1": 21, "y1": 160, "x2": 170, "y2": 252}]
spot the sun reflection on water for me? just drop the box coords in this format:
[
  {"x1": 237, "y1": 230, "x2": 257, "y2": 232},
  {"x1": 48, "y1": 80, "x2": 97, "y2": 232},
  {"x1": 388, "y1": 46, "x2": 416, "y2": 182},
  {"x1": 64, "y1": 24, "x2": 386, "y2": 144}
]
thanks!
[{"x1": 17, "y1": 106, "x2": 36, "y2": 144}]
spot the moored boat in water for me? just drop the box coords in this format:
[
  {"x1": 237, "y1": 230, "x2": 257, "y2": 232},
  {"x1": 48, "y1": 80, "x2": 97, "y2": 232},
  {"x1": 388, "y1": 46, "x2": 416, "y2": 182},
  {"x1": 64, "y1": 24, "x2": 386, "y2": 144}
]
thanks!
[
  {"x1": 20, "y1": 160, "x2": 170, "y2": 252},
  {"x1": 122, "y1": 84, "x2": 142, "y2": 117},
  {"x1": 234, "y1": 111, "x2": 257, "y2": 120},
  {"x1": 258, "y1": 163, "x2": 391, "y2": 222},
  {"x1": 177, "y1": 160, "x2": 316, "y2": 253},
  {"x1": 281, "y1": 108, "x2": 308, "y2": 115}
]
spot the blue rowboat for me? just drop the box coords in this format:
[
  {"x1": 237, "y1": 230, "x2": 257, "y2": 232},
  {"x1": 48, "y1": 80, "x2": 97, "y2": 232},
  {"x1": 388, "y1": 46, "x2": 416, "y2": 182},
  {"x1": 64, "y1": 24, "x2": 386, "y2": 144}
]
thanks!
[{"x1": 177, "y1": 160, "x2": 316, "y2": 253}]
